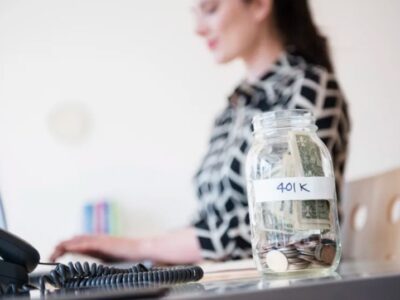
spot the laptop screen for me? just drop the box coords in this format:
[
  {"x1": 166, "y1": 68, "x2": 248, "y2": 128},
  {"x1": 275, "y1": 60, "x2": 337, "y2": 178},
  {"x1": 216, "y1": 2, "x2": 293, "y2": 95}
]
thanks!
[{"x1": 0, "y1": 194, "x2": 7, "y2": 229}]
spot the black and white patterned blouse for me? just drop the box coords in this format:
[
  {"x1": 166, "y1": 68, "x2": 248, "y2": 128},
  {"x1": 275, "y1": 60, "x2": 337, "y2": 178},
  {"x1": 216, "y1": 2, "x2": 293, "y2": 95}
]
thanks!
[{"x1": 191, "y1": 52, "x2": 350, "y2": 261}]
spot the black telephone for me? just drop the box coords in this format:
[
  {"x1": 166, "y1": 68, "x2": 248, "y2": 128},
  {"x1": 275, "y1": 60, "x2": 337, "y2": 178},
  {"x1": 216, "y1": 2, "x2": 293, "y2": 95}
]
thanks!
[{"x1": 0, "y1": 229, "x2": 203, "y2": 298}]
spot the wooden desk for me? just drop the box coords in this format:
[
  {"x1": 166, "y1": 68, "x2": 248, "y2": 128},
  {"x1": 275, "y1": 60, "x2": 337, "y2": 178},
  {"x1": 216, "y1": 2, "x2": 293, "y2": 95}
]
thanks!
[{"x1": 29, "y1": 259, "x2": 400, "y2": 300}]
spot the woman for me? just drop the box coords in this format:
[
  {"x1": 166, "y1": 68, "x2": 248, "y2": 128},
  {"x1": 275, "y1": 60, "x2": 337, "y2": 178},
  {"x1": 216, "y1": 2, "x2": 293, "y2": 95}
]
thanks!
[{"x1": 50, "y1": 0, "x2": 350, "y2": 263}]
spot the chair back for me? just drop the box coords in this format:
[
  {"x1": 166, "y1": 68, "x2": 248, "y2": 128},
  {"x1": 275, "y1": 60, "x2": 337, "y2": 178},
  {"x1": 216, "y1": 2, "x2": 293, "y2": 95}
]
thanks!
[{"x1": 342, "y1": 168, "x2": 400, "y2": 261}]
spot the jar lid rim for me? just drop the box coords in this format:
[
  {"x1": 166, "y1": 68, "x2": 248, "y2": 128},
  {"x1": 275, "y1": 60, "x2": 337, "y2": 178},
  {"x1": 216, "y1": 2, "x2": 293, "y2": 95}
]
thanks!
[
  {"x1": 253, "y1": 109, "x2": 315, "y2": 123},
  {"x1": 252, "y1": 109, "x2": 316, "y2": 132}
]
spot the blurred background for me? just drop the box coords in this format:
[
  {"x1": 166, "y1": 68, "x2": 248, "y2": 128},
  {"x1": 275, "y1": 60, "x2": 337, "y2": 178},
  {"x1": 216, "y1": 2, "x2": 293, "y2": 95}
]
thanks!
[{"x1": 0, "y1": 0, "x2": 399, "y2": 259}]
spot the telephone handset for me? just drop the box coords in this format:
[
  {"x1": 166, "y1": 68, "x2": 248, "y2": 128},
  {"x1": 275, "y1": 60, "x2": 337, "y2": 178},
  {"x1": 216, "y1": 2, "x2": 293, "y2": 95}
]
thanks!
[
  {"x1": 0, "y1": 229, "x2": 40, "y2": 293},
  {"x1": 0, "y1": 229, "x2": 204, "y2": 297}
]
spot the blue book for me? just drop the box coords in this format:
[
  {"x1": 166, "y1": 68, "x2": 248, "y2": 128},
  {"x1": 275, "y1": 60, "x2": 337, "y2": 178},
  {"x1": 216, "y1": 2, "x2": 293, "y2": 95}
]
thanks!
[
  {"x1": 83, "y1": 203, "x2": 94, "y2": 234},
  {"x1": 104, "y1": 201, "x2": 110, "y2": 234}
]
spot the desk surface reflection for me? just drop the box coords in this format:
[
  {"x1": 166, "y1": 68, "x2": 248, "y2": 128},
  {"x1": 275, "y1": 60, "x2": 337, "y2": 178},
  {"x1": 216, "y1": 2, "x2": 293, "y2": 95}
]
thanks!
[{"x1": 165, "y1": 259, "x2": 400, "y2": 300}]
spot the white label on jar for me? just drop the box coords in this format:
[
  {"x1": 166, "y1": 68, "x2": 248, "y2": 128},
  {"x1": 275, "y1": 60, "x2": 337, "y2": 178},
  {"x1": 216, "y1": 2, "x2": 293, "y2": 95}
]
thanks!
[{"x1": 253, "y1": 177, "x2": 335, "y2": 202}]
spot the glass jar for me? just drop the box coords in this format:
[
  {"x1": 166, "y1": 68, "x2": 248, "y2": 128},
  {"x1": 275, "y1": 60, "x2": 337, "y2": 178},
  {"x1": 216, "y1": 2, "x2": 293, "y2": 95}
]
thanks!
[{"x1": 246, "y1": 109, "x2": 341, "y2": 276}]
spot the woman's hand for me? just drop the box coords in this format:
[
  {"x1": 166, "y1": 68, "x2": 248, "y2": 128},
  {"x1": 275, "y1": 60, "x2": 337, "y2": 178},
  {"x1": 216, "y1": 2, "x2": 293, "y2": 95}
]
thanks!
[
  {"x1": 50, "y1": 235, "x2": 139, "y2": 262},
  {"x1": 50, "y1": 228, "x2": 203, "y2": 264}
]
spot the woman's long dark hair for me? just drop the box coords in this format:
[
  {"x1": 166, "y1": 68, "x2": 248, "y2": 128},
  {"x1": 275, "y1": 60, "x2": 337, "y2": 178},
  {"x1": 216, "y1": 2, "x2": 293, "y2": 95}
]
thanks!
[{"x1": 272, "y1": 0, "x2": 333, "y2": 72}]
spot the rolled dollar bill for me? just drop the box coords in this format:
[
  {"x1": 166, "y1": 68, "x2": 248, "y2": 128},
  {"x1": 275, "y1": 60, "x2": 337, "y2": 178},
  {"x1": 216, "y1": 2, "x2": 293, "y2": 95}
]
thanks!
[{"x1": 288, "y1": 131, "x2": 331, "y2": 231}]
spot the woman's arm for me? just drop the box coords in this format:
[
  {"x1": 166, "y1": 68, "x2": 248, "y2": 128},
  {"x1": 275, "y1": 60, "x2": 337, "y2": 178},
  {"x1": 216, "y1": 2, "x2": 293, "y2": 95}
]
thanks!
[
  {"x1": 138, "y1": 227, "x2": 203, "y2": 264},
  {"x1": 50, "y1": 227, "x2": 203, "y2": 264}
]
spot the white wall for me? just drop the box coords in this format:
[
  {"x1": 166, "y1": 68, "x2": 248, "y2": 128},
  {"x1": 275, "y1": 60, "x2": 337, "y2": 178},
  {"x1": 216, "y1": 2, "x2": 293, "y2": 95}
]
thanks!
[
  {"x1": 0, "y1": 0, "x2": 399, "y2": 260},
  {"x1": 311, "y1": 0, "x2": 400, "y2": 179}
]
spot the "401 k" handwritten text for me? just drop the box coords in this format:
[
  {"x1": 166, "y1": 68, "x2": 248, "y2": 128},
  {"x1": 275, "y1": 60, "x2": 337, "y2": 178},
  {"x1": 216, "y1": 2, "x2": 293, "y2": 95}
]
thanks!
[{"x1": 276, "y1": 182, "x2": 310, "y2": 193}]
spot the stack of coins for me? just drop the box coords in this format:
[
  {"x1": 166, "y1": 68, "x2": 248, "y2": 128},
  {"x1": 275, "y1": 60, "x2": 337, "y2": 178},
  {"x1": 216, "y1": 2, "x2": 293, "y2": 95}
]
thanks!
[
  {"x1": 265, "y1": 244, "x2": 310, "y2": 272},
  {"x1": 295, "y1": 234, "x2": 321, "y2": 266},
  {"x1": 261, "y1": 235, "x2": 337, "y2": 273}
]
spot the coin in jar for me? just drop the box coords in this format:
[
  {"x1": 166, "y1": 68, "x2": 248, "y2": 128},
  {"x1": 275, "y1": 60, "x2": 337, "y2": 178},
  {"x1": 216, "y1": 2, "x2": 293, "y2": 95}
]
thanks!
[
  {"x1": 288, "y1": 261, "x2": 310, "y2": 270},
  {"x1": 318, "y1": 244, "x2": 336, "y2": 265},
  {"x1": 266, "y1": 250, "x2": 289, "y2": 272},
  {"x1": 278, "y1": 245, "x2": 297, "y2": 252}
]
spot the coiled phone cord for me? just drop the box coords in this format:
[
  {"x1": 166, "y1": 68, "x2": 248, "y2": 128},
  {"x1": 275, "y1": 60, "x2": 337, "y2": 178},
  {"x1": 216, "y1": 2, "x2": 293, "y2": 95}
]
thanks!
[
  {"x1": 39, "y1": 261, "x2": 204, "y2": 294},
  {"x1": 0, "y1": 282, "x2": 37, "y2": 296}
]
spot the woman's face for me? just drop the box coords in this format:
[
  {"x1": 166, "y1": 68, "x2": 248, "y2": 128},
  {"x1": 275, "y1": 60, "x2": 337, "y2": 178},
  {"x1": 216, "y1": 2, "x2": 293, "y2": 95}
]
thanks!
[{"x1": 193, "y1": 0, "x2": 268, "y2": 64}]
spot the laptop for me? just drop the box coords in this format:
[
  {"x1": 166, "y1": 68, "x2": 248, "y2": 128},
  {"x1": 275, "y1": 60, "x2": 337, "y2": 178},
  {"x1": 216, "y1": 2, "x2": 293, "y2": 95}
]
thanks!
[{"x1": 0, "y1": 194, "x2": 7, "y2": 230}]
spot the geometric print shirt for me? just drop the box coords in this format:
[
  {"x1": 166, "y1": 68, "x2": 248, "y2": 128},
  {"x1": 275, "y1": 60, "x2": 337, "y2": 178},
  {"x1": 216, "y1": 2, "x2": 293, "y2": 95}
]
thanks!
[{"x1": 191, "y1": 52, "x2": 351, "y2": 260}]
